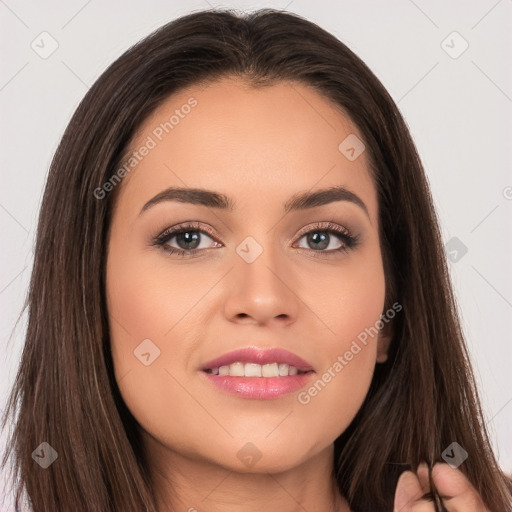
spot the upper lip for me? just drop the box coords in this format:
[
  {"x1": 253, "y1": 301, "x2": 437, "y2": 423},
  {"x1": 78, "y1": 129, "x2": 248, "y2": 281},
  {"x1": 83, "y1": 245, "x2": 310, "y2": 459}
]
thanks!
[{"x1": 201, "y1": 347, "x2": 315, "y2": 372}]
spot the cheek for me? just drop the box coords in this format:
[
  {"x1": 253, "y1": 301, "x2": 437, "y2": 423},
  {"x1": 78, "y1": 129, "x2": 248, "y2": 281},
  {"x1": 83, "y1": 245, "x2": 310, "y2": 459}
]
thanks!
[
  {"x1": 106, "y1": 250, "x2": 168, "y2": 378},
  {"x1": 106, "y1": 236, "x2": 204, "y2": 354},
  {"x1": 107, "y1": 255, "x2": 170, "y2": 341},
  {"x1": 298, "y1": 245, "x2": 385, "y2": 433},
  {"x1": 306, "y1": 238, "x2": 386, "y2": 351},
  {"x1": 105, "y1": 237, "x2": 194, "y2": 416},
  {"x1": 330, "y1": 263, "x2": 386, "y2": 346}
]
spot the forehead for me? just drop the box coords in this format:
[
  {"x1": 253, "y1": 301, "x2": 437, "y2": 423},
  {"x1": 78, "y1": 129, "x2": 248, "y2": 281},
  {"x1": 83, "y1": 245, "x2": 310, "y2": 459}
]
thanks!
[{"x1": 117, "y1": 77, "x2": 377, "y2": 221}]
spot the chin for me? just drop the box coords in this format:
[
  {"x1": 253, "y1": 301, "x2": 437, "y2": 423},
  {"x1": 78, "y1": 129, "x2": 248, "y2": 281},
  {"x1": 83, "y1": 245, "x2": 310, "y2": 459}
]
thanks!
[{"x1": 208, "y1": 438, "x2": 319, "y2": 474}]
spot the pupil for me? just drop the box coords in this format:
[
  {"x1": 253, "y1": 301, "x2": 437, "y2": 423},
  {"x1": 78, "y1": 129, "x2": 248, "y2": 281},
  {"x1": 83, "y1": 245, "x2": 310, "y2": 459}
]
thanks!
[
  {"x1": 308, "y1": 232, "x2": 328, "y2": 250},
  {"x1": 177, "y1": 231, "x2": 200, "y2": 249}
]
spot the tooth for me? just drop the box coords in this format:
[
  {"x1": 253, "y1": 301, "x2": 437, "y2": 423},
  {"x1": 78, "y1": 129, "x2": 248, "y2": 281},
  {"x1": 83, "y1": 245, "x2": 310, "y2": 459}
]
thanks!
[
  {"x1": 244, "y1": 363, "x2": 262, "y2": 377},
  {"x1": 210, "y1": 362, "x2": 304, "y2": 377},
  {"x1": 229, "y1": 362, "x2": 245, "y2": 377},
  {"x1": 262, "y1": 363, "x2": 279, "y2": 377},
  {"x1": 278, "y1": 363, "x2": 289, "y2": 376}
]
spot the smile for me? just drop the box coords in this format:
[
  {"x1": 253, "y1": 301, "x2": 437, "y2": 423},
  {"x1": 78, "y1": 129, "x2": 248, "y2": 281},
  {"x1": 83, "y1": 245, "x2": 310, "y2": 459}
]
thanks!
[
  {"x1": 200, "y1": 347, "x2": 316, "y2": 399},
  {"x1": 204, "y1": 362, "x2": 310, "y2": 377}
]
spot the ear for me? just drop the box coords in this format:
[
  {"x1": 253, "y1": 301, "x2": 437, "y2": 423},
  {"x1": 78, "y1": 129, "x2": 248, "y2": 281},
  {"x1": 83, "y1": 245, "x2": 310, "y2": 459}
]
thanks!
[{"x1": 376, "y1": 322, "x2": 393, "y2": 363}]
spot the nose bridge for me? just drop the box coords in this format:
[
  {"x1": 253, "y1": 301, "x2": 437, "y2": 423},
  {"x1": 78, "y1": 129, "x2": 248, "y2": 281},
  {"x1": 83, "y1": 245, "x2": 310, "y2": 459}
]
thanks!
[{"x1": 235, "y1": 232, "x2": 287, "y2": 292}]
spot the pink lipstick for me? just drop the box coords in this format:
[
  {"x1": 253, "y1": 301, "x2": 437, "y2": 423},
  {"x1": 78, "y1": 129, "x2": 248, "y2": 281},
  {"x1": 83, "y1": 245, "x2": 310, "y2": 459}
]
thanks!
[{"x1": 200, "y1": 347, "x2": 315, "y2": 400}]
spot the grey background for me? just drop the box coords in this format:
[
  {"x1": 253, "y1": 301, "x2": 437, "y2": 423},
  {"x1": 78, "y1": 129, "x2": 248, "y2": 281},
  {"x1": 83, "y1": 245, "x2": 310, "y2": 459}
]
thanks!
[{"x1": 1, "y1": 0, "x2": 511, "y2": 508}]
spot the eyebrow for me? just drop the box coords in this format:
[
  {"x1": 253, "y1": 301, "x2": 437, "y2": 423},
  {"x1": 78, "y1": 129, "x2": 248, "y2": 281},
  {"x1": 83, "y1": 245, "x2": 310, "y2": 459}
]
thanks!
[{"x1": 139, "y1": 185, "x2": 370, "y2": 219}]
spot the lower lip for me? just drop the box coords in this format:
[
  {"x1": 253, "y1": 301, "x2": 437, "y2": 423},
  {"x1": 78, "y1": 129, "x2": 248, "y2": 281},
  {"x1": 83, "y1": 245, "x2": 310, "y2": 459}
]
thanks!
[{"x1": 201, "y1": 371, "x2": 315, "y2": 400}]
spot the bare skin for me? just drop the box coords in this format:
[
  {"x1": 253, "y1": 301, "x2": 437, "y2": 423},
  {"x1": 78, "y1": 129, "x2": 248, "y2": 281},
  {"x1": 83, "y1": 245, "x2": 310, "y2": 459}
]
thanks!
[{"x1": 105, "y1": 78, "x2": 488, "y2": 512}]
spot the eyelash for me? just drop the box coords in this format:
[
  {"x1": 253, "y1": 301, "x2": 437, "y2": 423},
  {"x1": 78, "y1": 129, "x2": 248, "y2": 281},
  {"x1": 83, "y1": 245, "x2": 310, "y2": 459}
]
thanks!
[{"x1": 152, "y1": 221, "x2": 360, "y2": 258}]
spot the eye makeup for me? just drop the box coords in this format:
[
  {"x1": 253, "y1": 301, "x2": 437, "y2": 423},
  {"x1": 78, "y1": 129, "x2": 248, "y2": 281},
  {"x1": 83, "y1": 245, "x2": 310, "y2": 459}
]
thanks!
[{"x1": 150, "y1": 220, "x2": 360, "y2": 259}]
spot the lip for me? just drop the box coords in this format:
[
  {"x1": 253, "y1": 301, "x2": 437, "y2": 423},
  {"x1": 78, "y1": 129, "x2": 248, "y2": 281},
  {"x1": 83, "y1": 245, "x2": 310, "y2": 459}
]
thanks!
[
  {"x1": 200, "y1": 347, "x2": 316, "y2": 400},
  {"x1": 200, "y1": 347, "x2": 314, "y2": 372},
  {"x1": 201, "y1": 372, "x2": 315, "y2": 400}
]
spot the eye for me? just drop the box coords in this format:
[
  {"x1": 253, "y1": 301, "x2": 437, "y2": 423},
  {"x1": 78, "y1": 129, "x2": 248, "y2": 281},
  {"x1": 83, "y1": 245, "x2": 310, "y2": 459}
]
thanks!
[
  {"x1": 152, "y1": 221, "x2": 359, "y2": 258},
  {"x1": 294, "y1": 222, "x2": 359, "y2": 254},
  {"x1": 153, "y1": 222, "x2": 221, "y2": 257}
]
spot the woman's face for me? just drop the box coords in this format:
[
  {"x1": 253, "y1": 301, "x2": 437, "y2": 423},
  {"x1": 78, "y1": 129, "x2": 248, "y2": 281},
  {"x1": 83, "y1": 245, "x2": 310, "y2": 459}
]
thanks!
[{"x1": 106, "y1": 77, "x2": 388, "y2": 473}]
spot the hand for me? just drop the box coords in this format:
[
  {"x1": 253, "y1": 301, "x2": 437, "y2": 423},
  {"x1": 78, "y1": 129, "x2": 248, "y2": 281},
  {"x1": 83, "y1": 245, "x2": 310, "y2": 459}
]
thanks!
[{"x1": 393, "y1": 462, "x2": 489, "y2": 511}]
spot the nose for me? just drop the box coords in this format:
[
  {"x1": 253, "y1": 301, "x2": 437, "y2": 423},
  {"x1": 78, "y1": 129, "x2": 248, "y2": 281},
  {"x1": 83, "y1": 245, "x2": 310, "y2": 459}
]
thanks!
[{"x1": 222, "y1": 238, "x2": 300, "y2": 327}]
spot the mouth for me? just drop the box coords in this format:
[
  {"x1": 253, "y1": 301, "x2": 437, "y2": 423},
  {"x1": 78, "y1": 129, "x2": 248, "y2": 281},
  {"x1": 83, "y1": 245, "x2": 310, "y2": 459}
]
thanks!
[
  {"x1": 203, "y1": 363, "x2": 313, "y2": 377},
  {"x1": 200, "y1": 347, "x2": 316, "y2": 400}
]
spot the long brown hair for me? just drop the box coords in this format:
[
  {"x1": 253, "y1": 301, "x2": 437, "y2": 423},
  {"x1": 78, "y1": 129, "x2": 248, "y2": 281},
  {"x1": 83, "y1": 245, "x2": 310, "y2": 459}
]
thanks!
[{"x1": 2, "y1": 8, "x2": 511, "y2": 512}]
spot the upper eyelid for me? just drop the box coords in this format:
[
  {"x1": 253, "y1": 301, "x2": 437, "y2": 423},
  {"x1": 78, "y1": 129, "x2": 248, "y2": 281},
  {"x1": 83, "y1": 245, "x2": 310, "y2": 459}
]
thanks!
[{"x1": 295, "y1": 221, "x2": 351, "y2": 237}]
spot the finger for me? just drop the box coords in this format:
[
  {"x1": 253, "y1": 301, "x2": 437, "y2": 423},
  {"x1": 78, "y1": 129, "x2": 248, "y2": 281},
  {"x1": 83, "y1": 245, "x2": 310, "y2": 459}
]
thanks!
[
  {"x1": 431, "y1": 462, "x2": 489, "y2": 512},
  {"x1": 416, "y1": 462, "x2": 431, "y2": 492},
  {"x1": 394, "y1": 469, "x2": 436, "y2": 512},
  {"x1": 417, "y1": 462, "x2": 445, "y2": 508}
]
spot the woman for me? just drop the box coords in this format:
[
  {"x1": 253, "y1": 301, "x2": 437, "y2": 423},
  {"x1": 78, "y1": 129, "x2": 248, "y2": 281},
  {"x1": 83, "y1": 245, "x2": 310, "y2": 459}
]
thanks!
[{"x1": 2, "y1": 8, "x2": 511, "y2": 512}]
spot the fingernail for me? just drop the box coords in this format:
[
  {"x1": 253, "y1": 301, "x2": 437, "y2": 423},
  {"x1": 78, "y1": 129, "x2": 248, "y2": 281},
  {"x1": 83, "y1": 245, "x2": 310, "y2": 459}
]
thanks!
[{"x1": 417, "y1": 461, "x2": 429, "y2": 471}]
